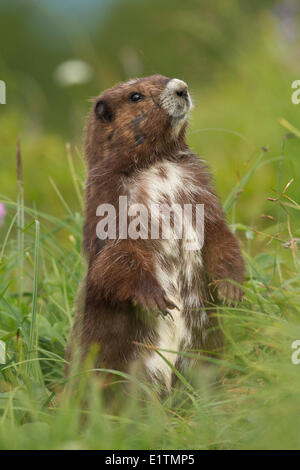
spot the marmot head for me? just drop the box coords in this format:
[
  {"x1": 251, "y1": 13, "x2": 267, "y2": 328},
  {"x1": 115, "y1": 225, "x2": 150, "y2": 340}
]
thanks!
[{"x1": 86, "y1": 75, "x2": 192, "y2": 171}]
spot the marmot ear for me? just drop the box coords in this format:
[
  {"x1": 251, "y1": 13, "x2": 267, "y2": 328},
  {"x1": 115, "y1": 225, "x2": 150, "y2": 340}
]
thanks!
[{"x1": 94, "y1": 99, "x2": 114, "y2": 122}]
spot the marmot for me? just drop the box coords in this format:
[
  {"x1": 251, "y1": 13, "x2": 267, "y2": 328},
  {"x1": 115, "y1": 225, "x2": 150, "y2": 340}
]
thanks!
[{"x1": 66, "y1": 75, "x2": 244, "y2": 390}]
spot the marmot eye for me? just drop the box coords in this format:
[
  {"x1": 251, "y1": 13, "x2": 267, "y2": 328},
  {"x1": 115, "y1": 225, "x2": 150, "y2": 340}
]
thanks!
[{"x1": 130, "y1": 92, "x2": 143, "y2": 103}]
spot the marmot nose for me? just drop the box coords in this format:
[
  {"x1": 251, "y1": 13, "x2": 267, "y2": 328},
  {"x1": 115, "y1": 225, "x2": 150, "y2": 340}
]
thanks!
[
  {"x1": 160, "y1": 78, "x2": 192, "y2": 117},
  {"x1": 176, "y1": 89, "x2": 188, "y2": 98},
  {"x1": 171, "y1": 79, "x2": 188, "y2": 98}
]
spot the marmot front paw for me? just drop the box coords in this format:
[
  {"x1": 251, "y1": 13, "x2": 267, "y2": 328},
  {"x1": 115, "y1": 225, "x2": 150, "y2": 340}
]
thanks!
[
  {"x1": 133, "y1": 284, "x2": 178, "y2": 318},
  {"x1": 215, "y1": 280, "x2": 243, "y2": 305}
]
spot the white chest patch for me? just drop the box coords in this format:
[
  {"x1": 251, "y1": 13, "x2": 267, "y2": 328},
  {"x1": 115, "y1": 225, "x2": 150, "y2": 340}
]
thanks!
[{"x1": 129, "y1": 160, "x2": 204, "y2": 388}]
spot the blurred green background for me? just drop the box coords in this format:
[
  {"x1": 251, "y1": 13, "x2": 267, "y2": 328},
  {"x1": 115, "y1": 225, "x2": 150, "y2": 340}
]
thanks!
[
  {"x1": 0, "y1": 0, "x2": 299, "y2": 227},
  {"x1": 0, "y1": 1, "x2": 300, "y2": 450}
]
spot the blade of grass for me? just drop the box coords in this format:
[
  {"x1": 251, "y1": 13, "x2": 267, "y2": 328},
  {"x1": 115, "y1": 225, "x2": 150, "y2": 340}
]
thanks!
[
  {"x1": 224, "y1": 149, "x2": 265, "y2": 213},
  {"x1": 16, "y1": 137, "x2": 24, "y2": 303},
  {"x1": 27, "y1": 219, "x2": 40, "y2": 380},
  {"x1": 279, "y1": 118, "x2": 300, "y2": 139},
  {"x1": 0, "y1": 211, "x2": 18, "y2": 263},
  {"x1": 66, "y1": 143, "x2": 84, "y2": 211},
  {"x1": 49, "y1": 177, "x2": 73, "y2": 216}
]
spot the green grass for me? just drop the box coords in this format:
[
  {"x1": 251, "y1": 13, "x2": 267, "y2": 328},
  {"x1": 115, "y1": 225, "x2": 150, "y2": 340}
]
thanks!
[{"x1": 0, "y1": 138, "x2": 300, "y2": 450}]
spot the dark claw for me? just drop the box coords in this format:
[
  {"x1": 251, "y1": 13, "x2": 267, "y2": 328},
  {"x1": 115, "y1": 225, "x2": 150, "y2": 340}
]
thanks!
[
  {"x1": 158, "y1": 310, "x2": 174, "y2": 321},
  {"x1": 165, "y1": 310, "x2": 174, "y2": 321},
  {"x1": 157, "y1": 310, "x2": 166, "y2": 318}
]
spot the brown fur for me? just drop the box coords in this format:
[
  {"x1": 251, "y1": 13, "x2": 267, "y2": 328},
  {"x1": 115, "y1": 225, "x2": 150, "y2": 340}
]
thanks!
[{"x1": 66, "y1": 75, "x2": 245, "y2": 388}]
